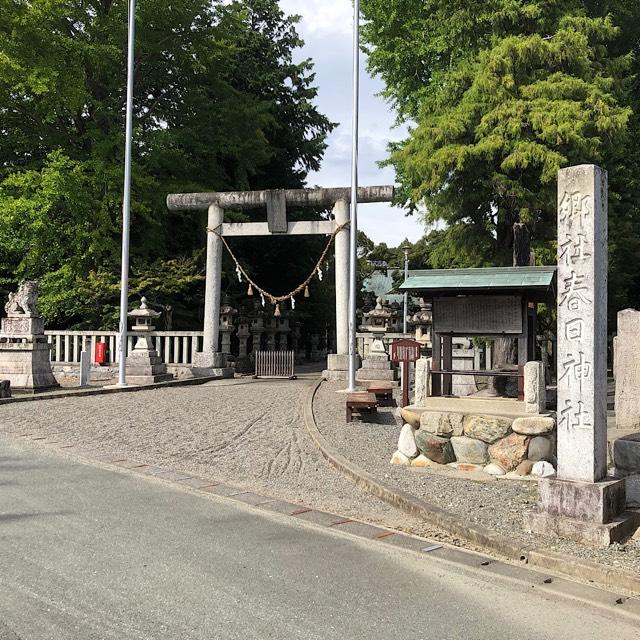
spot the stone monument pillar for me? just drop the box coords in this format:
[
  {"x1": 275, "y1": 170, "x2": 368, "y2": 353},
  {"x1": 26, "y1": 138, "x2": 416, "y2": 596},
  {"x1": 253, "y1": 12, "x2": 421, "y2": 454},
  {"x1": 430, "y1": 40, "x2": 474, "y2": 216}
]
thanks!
[
  {"x1": 614, "y1": 309, "x2": 640, "y2": 429},
  {"x1": 524, "y1": 361, "x2": 546, "y2": 414},
  {"x1": 612, "y1": 310, "x2": 640, "y2": 509},
  {"x1": 526, "y1": 165, "x2": 639, "y2": 545},
  {"x1": 0, "y1": 281, "x2": 58, "y2": 392},
  {"x1": 126, "y1": 297, "x2": 173, "y2": 385},
  {"x1": 414, "y1": 357, "x2": 431, "y2": 406}
]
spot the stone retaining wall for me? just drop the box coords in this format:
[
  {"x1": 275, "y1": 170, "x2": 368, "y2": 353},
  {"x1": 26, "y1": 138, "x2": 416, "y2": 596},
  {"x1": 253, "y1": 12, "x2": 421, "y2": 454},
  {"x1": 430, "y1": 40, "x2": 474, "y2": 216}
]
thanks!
[{"x1": 393, "y1": 409, "x2": 557, "y2": 478}]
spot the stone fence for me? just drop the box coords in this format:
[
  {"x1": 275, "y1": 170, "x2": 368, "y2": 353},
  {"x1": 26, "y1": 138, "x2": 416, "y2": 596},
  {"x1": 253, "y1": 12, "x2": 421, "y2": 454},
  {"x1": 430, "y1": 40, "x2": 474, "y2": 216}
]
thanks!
[{"x1": 45, "y1": 330, "x2": 203, "y2": 367}]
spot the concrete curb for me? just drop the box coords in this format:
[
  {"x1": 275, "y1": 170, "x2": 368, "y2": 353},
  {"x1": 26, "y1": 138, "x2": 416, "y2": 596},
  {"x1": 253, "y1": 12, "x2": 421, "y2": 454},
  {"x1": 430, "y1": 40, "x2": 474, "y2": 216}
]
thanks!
[
  {"x1": 304, "y1": 378, "x2": 640, "y2": 596},
  {"x1": 0, "y1": 373, "x2": 229, "y2": 406}
]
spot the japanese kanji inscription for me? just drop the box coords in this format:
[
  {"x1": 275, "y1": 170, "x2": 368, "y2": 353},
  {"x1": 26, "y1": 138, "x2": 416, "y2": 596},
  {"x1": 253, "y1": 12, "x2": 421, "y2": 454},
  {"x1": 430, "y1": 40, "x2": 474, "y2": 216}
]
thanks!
[{"x1": 556, "y1": 165, "x2": 608, "y2": 483}]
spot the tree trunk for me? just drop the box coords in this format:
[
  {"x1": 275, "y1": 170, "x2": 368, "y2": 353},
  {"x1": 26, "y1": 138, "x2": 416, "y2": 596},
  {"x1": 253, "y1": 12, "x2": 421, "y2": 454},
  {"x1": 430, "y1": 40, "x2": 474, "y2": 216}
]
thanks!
[
  {"x1": 512, "y1": 223, "x2": 532, "y2": 267},
  {"x1": 489, "y1": 223, "x2": 530, "y2": 395}
]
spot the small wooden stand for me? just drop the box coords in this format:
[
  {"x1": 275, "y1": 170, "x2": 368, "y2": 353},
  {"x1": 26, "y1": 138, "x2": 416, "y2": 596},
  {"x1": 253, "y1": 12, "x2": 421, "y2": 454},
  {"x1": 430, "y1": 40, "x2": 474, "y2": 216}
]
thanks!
[
  {"x1": 366, "y1": 381, "x2": 394, "y2": 405},
  {"x1": 390, "y1": 339, "x2": 422, "y2": 408},
  {"x1": 346, "y1": 392, "x2": 378, "y2": 422}
]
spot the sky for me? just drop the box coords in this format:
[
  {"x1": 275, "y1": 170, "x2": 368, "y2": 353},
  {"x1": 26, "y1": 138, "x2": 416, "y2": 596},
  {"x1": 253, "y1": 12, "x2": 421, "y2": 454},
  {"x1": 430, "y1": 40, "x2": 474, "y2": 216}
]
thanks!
[{"x1": 278, "y1": 0, "x2": 426, "y2": 247}]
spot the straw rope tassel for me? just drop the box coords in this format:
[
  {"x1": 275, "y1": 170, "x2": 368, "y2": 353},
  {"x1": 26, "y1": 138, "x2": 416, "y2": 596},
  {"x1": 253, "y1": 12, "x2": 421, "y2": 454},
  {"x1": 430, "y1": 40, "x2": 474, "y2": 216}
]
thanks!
[{"x1": 208, "y1": 220, "x2": 349, "y2": 306}]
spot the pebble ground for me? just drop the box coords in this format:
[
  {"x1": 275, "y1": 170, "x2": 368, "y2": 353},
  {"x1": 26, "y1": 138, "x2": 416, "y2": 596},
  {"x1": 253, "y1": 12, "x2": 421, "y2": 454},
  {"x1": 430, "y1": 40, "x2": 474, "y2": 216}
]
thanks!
[
  {"x1": 1, "y1": 374, "x2": 638, "y2": 572},
  {"x1": 314, "y1": 381, "x2": 640, "y2": 573},
  {"x1": 0, "y1": 375, "x2": 432, "y2": 537}
]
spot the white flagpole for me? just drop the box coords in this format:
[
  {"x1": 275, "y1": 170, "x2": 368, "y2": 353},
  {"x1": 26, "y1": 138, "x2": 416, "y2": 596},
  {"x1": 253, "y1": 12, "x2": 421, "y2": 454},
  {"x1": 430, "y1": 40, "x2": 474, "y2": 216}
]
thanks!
[
  {"x1": 117, "y1": 0, "x2": 136, "y2": 386},
  {"x1": 347, "y1": 0, "x2": 360, "y2": 392}
]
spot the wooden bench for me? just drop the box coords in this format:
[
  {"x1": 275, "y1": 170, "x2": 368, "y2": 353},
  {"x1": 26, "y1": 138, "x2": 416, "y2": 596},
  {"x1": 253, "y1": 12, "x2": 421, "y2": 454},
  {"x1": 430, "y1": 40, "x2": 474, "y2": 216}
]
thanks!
[
  {"x1": 346, "y1": 392, "x2": 378, "y2": 423},
  {"x1": 366, "y1": 381, "x2": 394, "y2": 405}
]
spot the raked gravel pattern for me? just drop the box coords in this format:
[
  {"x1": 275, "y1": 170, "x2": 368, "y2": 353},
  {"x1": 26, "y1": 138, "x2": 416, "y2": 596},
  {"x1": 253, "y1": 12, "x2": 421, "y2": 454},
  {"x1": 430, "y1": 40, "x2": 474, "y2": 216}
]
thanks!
[
  {"x1": 0, "y1": 375, "x2": 439, "y2": 539},
  {"x1": 313, "y1": 381, "x2": 640, "y2": 573},
  {"x1": 2, "y1": 374, "x2": 638, "y2": 572}
]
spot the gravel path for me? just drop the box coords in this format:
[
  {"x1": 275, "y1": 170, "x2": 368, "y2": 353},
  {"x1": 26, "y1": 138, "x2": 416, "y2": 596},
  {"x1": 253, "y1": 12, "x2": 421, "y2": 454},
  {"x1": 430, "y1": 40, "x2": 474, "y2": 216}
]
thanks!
[
  {"x1": 3, "y1": 375, "x2": 638, "y2": 572},
  {"x1": 0, "y1": 375, "x2": 432, "y2": 536},
  {"x1": 313, "y1": 381, "x2": 640, "y2": 573}
]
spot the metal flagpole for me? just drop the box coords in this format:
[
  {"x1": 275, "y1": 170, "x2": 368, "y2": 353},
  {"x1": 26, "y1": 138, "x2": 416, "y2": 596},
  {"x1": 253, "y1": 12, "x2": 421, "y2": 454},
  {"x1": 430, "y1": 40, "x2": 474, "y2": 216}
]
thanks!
[
  {"x1": 347, "y1": 0, "x2": 360, "y2": 392},
  {"x1": 403, "y1": 244, "x2": 409, "y2": 334},
  {"x1": 117, "y1": 0, "x2": 136, "y2": 386}
]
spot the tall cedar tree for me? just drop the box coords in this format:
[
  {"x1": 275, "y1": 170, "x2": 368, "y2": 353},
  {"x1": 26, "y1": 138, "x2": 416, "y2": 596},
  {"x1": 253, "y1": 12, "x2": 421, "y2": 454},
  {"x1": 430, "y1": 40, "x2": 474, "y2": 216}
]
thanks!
[
  {"x1": 361, "y1": 0, "x2": 640, "y2": 317},
  {"x1": 0, "y1": 0, "x2": 334, "y2": 328}
]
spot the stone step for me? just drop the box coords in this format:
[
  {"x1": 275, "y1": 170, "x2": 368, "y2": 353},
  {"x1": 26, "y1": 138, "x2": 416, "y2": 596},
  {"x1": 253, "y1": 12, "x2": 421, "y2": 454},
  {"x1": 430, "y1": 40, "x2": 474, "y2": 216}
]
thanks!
[
  {"x1": 361, "y1": 359, "x2": 392, "y2": 370},
  {"x1": 126, "y1": 364, "x2": 169, "y2": 376},
  {"x1": 127, "y1": 373, "x2": 174, "y2": 384},
  {"x1": 356, "y1": 369, "x2": 396, "y2": 382}
]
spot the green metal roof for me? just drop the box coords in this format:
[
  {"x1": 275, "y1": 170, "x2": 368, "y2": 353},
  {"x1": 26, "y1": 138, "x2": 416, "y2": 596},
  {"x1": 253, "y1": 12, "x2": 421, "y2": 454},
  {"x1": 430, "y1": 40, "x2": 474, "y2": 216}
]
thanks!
[{"x1": 399, "y1": 266, "x2": 556, "y2": 294}]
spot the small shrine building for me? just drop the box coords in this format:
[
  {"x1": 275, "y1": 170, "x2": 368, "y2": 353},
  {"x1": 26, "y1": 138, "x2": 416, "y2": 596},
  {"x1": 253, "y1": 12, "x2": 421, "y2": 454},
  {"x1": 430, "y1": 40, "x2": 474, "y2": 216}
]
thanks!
[{"x1": 399, "y1": 266, "x2": 556, "y2": 398}]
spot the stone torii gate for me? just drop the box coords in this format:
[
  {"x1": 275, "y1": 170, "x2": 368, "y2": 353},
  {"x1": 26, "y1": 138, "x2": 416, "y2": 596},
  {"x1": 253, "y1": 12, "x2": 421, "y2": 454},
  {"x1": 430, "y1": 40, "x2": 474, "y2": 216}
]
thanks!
[{"x1": 166, "y1": 185, "x2": 394, "y2": 378}]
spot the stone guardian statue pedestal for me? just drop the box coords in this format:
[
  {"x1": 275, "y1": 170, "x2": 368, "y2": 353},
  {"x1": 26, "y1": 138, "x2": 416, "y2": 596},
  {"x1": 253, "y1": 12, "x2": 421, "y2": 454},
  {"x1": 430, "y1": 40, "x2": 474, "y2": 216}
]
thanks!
[{"x1": 0, "y1": 281, "x2": 59, "y2": 392}]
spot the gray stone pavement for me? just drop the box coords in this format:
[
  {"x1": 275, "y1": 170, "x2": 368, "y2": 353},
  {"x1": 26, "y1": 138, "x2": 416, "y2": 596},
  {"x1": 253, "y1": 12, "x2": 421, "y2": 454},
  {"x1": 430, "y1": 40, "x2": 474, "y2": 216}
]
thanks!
[
  {"x1": 0, "y1": 374, "x2": 430, "y2": 536},
  {"x1": 1, "y1": 434, "x2": 639, "y2": 640}
]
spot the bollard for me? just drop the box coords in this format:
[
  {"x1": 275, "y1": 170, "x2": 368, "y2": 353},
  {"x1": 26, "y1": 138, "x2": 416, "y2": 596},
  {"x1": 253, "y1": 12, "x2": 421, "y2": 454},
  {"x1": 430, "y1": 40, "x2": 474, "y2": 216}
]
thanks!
[{"x1": 80, "y1": 351, "x2": 91, "y2": 387}]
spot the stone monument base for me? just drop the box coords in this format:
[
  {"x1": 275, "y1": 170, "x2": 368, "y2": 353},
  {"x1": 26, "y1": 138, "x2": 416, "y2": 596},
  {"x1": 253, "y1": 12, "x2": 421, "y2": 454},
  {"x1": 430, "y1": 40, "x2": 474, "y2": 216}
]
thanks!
[
  {"x1": 525, "y1": 477, "x2": 640, "y2": 546},
  {"x1": 0, "y1": 340, "x2": 59, "y2": 392},
  {"x1": 191, "y1": 351, "x2": 234, "y2": 379},
  {"x1": 356, "y1": 357, "x2": 397, "y2": 384},
  {"x1": 322, "y1": 353, "x2": 361, "y2": 382},
  {"x1": 524, "y1": 509, "x2": 640, "y2": 547}
]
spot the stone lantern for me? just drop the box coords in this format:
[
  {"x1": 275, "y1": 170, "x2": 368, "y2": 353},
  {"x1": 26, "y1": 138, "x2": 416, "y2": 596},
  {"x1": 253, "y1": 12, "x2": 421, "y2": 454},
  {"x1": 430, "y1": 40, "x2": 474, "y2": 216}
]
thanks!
[
  {"x1": 127, "y1": 297, "x2": 172, "y2": 384},
  {"x1": 219, "y1": 296, "x2": 237, "y2": 356},
  {"x1": 234, "y1": 311, "x2": 252, "y2": 373},
  {"x1": 249, "y1": 301, "x2": 265, "y2": 355},
  {"x1": 264, "y1": 309, "x2": 278, "y2": 350},
  {"x1": 409, "y1": 298, "x2": 433, "y2": 347},
  {"x1": 276, "y1": 311, "x2": 290, "y2": 351},
  {"x1": 361, "y1": 296, "x2": 393, "y2": 335},
  {"x1": 236, "y1": 313, "x2": 251, "y2": 359},
  {"x1": 388, "y1": 301, "x2": 403, "y2": 333}
]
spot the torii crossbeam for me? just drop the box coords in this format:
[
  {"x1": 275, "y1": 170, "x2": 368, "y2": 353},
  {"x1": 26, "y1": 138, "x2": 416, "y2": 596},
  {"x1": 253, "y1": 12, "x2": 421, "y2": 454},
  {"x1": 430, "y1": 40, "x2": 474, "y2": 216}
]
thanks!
[{"x1": 167, "y1": 186, "x2": 394, "y2": 377}]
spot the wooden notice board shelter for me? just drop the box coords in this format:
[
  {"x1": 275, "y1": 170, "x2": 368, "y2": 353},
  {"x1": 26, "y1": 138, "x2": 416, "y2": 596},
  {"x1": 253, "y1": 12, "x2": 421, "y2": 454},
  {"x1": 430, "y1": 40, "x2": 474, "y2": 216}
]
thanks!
[{"x1": 399, "y1": 266, "x2": 556, "y2": 398}]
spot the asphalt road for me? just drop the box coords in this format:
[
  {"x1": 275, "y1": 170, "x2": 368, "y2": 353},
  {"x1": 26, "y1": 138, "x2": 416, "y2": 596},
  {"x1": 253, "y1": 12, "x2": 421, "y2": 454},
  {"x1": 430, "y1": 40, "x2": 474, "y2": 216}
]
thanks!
[{"x1": 0, "y1": 434, "x2": 637, "y2": 640}]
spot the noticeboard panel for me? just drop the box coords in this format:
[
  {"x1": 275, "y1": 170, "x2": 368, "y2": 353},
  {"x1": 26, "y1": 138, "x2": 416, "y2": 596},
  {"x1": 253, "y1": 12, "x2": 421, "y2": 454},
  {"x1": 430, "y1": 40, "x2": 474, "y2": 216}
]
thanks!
[{"x1": 433, "y1": 295, "x2": 522, "y2": 334}]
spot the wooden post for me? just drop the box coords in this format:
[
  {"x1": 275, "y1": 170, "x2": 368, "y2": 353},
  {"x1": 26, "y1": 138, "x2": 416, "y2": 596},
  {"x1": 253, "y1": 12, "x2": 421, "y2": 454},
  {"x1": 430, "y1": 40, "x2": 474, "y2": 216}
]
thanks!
[
  {"x1": 442, "y1": 335, "x2": 453, "y2": 396},
  {"x1": 432, "y1": 332, "x2": 441, "y2": 396},
  {"x1": 528, "y1": 302, "x2": 537, "y2": 360},
  {"x1": 518, "y1": 297, "x2": 529, "y2": 365},
  {"x1": 518, "y1": 364, "x2": 525, "y2": 401},
  {"x1": 402, "y1": 362, "x2": 410, "y2": 408}
]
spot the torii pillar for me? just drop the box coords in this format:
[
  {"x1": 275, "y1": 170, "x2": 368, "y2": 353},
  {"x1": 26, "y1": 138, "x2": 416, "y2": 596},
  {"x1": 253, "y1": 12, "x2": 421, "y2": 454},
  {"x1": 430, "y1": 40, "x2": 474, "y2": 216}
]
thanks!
[{"x1": 167, "y1": 186, "x2": 393, "y2": 379}]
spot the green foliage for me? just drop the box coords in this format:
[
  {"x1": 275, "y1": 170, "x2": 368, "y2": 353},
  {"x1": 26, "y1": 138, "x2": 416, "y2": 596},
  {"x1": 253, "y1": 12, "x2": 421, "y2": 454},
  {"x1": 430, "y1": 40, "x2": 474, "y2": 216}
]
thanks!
[
  {"x1": 0, "y1": 0, "x2": 334, "y2": 327},
  {"x1": 361, "y1": 0, "x2": 640, "y2": 318}
]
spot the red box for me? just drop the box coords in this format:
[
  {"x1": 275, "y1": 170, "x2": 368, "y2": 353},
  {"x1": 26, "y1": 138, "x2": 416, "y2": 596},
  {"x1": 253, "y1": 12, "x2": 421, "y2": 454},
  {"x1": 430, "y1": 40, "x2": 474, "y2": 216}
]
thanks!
[{"x1": 95, "y1": 341, "x2": 108, "y2": 365}]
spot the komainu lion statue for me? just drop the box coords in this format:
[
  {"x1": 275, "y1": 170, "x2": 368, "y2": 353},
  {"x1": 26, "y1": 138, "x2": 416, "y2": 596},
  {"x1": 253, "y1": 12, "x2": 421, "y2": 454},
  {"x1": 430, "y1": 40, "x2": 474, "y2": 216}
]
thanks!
[{"x1": 5, "y1": 280, "x2": 39, "y2": 316}]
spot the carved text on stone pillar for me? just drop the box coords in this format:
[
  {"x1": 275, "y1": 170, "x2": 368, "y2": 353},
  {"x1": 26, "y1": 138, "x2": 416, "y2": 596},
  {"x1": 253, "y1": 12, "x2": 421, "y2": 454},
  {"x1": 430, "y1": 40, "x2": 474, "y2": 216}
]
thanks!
[{"x1": 556, "y1": 166, "x2": 608, "y2": 483}]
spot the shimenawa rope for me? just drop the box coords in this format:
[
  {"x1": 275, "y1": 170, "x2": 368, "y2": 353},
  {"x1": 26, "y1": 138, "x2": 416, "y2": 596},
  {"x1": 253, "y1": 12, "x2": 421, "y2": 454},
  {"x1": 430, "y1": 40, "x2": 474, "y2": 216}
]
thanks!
[{"x1": 207, "y1": 221, "x2": 350, "y2": 314}]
